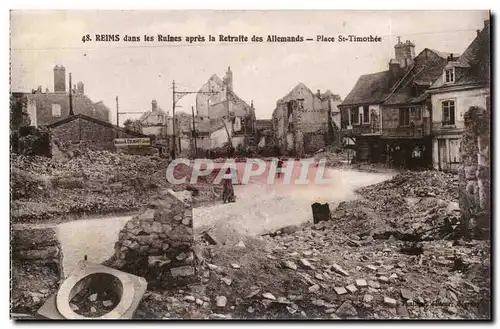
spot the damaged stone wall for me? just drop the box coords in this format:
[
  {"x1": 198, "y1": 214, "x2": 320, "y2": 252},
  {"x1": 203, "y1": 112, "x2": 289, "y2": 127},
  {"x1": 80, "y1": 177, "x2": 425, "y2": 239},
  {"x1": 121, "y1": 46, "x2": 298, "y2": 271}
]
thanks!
[
  {"x1": 106, "y1": 189, "x2": 195, "y2": 288},
  {"x1": 458, "y1": 106, "x2": 490, "y2": 239},
  {"x1": 303, "y1": 132, "x2": 327, "y2": 154},
  {"x1": 11, "y1": 225, "x2": 63, "y2": 276}
]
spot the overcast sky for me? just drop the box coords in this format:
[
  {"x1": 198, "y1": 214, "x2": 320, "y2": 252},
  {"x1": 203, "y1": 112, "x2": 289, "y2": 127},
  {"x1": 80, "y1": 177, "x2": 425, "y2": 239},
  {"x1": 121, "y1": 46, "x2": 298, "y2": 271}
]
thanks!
[{"x1": 10, "y1": 10, "x2": 489, "y2": 123}]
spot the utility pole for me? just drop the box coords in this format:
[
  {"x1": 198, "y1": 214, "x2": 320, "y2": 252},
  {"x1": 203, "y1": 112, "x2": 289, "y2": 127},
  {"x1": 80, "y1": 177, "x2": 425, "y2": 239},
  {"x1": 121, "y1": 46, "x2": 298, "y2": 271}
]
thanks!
[
  {"x1": 69, "y1": 73, "x2": 74, "y2": 116},
  {"x1": 171, "y1": 80, "x2": 219, "y2": 159},
  {"x1": 172, "y1": 80, "x2": 176, "y2": 159},
  {"x1": 191, "y1": 105, "x2": 197, "y2": 158},
  {"x1": 116, "y1": 96, "x2": 119, "y2": 127}
]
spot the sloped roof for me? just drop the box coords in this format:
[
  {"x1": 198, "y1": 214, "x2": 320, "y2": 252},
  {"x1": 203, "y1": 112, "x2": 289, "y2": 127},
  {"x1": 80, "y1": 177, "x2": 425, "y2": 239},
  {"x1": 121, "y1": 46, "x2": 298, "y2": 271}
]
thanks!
[
  {"x1": 429, "y1": 22, "x2": 490, "y2": 90},
  {"x1": 384, "y1": 50, "x2": 450, "y2": 105},
  {"x1": 138, "y1": 106, "x2": 166, "y2": 124},
  {"x1": 342, "y1": 47, "x2": 463, "y2": 106},
  {"x1": 279, "y1": 82, "x2": 321, "y2": 103},
  {"x1": 341, "y1": 71, "x2": 391, "y2": 106},
  {"x1": 427, "y1": 49, "x2": 461, "y2": 60},
  {"x1": 48, "y1": 113, "x2": 147, "y2": 137}
]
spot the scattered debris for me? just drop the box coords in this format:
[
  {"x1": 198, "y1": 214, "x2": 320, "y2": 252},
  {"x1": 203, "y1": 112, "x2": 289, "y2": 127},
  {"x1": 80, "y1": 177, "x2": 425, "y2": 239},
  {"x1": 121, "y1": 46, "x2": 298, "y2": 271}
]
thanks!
[
  {"x1": 336, "y1": 300, "x2": 358, "y2": 318},
  {"x1": 309, "y1": 285, "x2": 320, "y2": 293},
  {"x1": 216, "y1": 296, "x2": 227, "y2": 308},
  {"x1": 262, "y1": 293, "x2": 276, "y2": 301},
  {"x1": 356, "y1": 279, "x2": 368, "y2": 287},
  {"x1": 334, "y1": 287, "x2": 348, "y2": 295},
  {"x1": 282, "y1": 260, "x2": 298, "y2": 270},
  {"x1": 383, "y1": 297, "x2": 397, "y2": 307},
  {"x1": 331, "y1": 263, "x2": 349, "y2": 276}
]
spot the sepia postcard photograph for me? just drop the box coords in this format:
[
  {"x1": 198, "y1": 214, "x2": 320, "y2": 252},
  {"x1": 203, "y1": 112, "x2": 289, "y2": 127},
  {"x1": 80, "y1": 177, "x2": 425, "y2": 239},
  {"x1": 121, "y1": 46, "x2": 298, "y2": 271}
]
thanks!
[{"x1": 9, "y1": 9, "x2": 492, "y2": 321}]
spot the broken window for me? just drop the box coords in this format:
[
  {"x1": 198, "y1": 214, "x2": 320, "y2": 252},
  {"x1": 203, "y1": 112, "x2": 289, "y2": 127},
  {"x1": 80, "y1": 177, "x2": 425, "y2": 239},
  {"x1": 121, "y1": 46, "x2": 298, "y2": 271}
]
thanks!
[
  {"x1": 287, "y1": 102, "x2": 293, "y2": 119},
  {"x1": 442, "y1": 100, "x2": 455, "y2": 125},
  {"x1": 399, "y1": 108, "x2": 410, "y2": 126},
  {"x1": 350, "y1": 107, "x2": 359, "y2": 125},
  {"x1": 444, "y1": 68, "x2": 455, "y2": 83},
  {"x1": 363, "y1": 106, "x2": 369, "y2": 124}
]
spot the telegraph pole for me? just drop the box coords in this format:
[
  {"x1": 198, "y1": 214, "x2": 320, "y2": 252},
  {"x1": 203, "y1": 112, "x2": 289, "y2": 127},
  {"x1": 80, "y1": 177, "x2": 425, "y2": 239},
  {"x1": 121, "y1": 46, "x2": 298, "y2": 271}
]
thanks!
[
  {"x1": 69, "y1": 73, "x2": 74, "y2": 116},
  {"x1": 191, "y1": 105, "x2": 197, "y2": 158},
  {"x1": 172, "y1": 80, "x2": 176, "y2": 159},
  {"x1": 116, "y1": 96, "x2": 119, "y2": 127},
  {"x1": 171, "y1": 81, "x2": 219, "y2": 159}
]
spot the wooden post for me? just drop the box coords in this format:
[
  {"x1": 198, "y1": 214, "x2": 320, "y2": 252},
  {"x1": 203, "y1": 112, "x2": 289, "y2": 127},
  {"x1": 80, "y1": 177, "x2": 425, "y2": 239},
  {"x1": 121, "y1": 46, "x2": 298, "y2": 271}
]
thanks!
[{"x1": 191, "y1": 105, "x2": 197, "y2": 158}]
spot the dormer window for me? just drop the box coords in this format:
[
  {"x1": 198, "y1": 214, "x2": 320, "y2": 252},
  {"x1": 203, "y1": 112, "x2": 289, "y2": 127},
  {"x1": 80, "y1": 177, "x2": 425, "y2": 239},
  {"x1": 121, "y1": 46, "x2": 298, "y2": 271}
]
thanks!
[{"x1": 444, "y1": 68, "x2": 455, "y2": 83}]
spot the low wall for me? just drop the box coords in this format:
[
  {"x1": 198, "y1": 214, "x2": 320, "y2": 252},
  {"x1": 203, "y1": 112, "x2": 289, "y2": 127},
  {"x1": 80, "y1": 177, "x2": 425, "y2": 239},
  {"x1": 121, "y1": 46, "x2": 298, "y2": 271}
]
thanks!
[
  {"x1": 11, "y1": 225, "x2": 63, "y2": 276},
  {"x1": 458, "y1": 106, "x2": 490, "y2": 239},
  {"x1": 106, "y1": 189, "x2": 196, "y2": 288}
]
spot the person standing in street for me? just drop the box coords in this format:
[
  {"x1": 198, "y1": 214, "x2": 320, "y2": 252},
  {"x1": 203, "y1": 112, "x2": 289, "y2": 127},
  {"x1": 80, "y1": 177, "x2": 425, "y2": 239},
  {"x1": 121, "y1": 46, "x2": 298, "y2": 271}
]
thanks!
[
  {"x1": 222, "y1": 167, "x2": 235, "y2": 203},
  {"x1": 276, "y1": 158, "x2": 284, "y2": 179}
]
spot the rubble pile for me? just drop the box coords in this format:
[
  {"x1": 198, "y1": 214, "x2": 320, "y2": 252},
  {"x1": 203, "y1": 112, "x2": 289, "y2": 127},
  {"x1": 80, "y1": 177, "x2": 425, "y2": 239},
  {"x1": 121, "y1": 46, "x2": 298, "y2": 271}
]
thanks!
[
  {"x1": 11, "y1": 261, "x2": 59, "y2": 314},
  {"x1": 358, "y1": 171, "x2": 459, "y2": 202},
  {"x1": 314, "y1": 147, "x2": 347, "y2": 167},
  {"x1": 69, "y1": 286, "x2": 120, "y2": 318},
  {"x1": 135, "y1": 227, "x2": 490, "y2": 320},
  {"x1": 312, "y1": 170, "x2": 462, "y2": 241},
  {"x1": 10, "y1": 152, "x2": 220, "y2": 223}
]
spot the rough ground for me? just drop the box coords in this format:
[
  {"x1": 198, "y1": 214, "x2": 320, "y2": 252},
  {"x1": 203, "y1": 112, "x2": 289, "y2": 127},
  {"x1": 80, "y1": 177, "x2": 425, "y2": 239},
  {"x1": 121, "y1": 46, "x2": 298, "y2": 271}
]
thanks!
[
  {"x1": 134, "y1": 170, "x2": 490, "y2": 320},
  {"x1": 10, "y1": 151, "x2": 491, "y2": 320},
  {"x1": 10, "y1": 152, "x2": 219, "y2": 224},
  {"x1": 135, "y1": 234, "x2": 490, "y2": 320}
]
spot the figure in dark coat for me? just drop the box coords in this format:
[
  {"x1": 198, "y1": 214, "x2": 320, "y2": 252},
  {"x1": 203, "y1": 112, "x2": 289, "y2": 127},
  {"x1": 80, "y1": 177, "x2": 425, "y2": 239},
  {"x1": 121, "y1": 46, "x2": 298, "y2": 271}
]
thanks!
[
  {"x1": 222, "y1": 168, "x2": 235, "y2": 203},
  {"x1": 276, "y1": 159, "x2": 284, "y2": 178}
]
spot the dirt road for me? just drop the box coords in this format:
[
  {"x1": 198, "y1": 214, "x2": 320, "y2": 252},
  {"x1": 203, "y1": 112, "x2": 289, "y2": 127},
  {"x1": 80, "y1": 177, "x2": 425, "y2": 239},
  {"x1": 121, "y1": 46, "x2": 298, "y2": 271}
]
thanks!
[
  {"x1": 193, "y1": 168, "x2": 394, "y2": 243},
  {"x1": 56, "y1": 167, "x2": 393, "y2": 276},
  {"x1": 56, "y1": 216, "x2": 132, "y2": 277}
]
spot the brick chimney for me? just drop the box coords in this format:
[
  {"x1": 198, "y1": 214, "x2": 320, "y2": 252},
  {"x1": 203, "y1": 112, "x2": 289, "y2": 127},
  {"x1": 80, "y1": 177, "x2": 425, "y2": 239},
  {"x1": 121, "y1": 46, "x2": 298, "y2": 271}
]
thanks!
[
  {"x1": 317, "y1": 89, "x2": 321, "y2": 98},
  {"x1": 394, "y1": 37, "x2": 415, "y2": 68},
  {"x1": 53, "y1": 65, "x2": 66, "y2": 93},
  {"x1": 152, "y1": 99, "x2": 158, "y2": 112}
]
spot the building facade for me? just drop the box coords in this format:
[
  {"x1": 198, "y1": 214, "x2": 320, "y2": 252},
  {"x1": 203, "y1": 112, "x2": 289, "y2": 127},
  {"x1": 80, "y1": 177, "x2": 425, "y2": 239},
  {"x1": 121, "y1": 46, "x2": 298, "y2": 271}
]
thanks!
[
  {"x1": 427, "y1": 20, "x2": 491, "y2": 172},
  {"x1": 49, "y1": 114, "x2": 149, "y2": 151},
  {"x1": 339, "y1": 38, "x2": 464, "y2": 167},
  {"x1": 19, "y1": 65, "x2": 110, "y2": 127},
  {"x1": 272, "y1": 83, "x2": 341, "y2": 156},
  {"x1": 139, "y1": 100, "x2": 168, "y2": 136}
]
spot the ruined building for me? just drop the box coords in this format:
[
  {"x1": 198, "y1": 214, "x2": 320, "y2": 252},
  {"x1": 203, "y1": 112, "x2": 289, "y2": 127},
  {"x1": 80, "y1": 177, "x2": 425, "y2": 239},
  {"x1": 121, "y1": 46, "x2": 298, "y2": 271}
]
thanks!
[
  {"x1": 14, "y1": 65, "x2": 111, "y2": 127},
  {"x1": 195, "y1": 67, "x2": 256, "y2": 150},
  {"x1": 272, "y1": 83, "x2": 342, "y2": 156}
]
